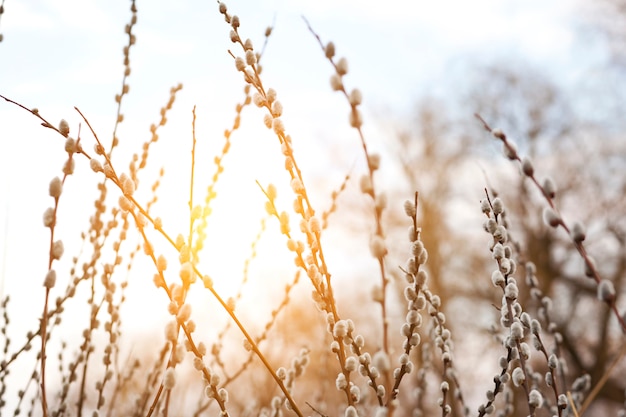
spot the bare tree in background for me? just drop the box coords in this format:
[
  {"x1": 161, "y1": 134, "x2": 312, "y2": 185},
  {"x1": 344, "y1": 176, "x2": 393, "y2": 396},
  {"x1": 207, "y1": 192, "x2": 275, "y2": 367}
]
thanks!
[
  {"x1": 388, "y1": 57, "x2": 626, "y2": 413},
  {"x1": 579, "y1": 0, "x2": 626, "y2": 66},
  {"x1": 470, "y1": 60, "x2": 626, "y2": 411}
]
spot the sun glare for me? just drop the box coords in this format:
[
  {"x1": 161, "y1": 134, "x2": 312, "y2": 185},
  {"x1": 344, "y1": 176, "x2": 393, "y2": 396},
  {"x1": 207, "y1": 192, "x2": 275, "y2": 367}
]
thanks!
[{"x1": 114, "y1": 106, "x2": 306, "y2": 336}]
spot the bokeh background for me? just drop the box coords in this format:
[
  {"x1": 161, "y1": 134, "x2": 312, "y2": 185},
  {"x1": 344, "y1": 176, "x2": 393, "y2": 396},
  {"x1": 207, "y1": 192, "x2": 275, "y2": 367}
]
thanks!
[{"x1": 0, "y1": 0, "x2": 625, "y2": 415}]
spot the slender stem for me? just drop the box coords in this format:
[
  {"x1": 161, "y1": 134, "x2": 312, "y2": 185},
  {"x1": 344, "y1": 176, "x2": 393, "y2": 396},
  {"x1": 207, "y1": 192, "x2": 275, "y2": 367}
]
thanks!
[
  {"x1": 189, "y1": 106, "x2": 198, "y2": 244},
  {"x1": 40, "y1": 288, "x2": 50, "y2": 417}
]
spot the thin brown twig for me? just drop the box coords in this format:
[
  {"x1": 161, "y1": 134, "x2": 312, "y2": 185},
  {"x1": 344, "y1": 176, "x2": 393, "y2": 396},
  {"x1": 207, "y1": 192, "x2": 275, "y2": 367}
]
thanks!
[
  {"x1": 567, "y1": 391, "x2": 581, "y2": 417},
  {"x1": 578, "y1": 342, "x2": 626, "y2": 415},
  {"x1": 306, "y1": 402, "x2": 329, "y2": 417}
]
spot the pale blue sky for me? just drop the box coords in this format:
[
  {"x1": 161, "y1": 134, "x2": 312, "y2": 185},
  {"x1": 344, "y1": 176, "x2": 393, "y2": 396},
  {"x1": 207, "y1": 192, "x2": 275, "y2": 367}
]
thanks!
[
  {"x1": 0, "y1": 0, "x2": 594, "y2": 309},
  {"x1": 0, "y1": 0, "x2": 605, "y2": 307}
]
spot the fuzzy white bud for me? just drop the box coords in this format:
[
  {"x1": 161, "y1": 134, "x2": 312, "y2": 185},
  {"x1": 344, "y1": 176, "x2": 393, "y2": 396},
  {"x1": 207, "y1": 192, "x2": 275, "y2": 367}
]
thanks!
[
  {"x1": 336, "y1": 57, "x2": 348, "y2": 75},
  {"x1": 163, "y1": 367, "x2": 176, "y2": 390},
  {"x1": 404, "y1": 200, "x2": 416, "y2": 218},
  {"x1": 44, "y1": 269, "x2": 57, "y2": 288},
  {"x1": 571, "y1": 222, "x2": 586, "y2": 243},
  {"x1": 512, "y1": 367, "x2": 525, "y2": 387},
  {"x1": 325, "y1": 42, "x2": 335, "y2": 58},
  {"x1": 597, "y1": 279, "x2": 616, "y2": 303},
  {"x1": 522, "y1": 157, "x2": 534, "y2": 176},
  {"x1": 59, "y1": 119, "x2": 70, "y2": 137},
  {"x1": 543, "y1": 207, "x2": 561, "y2": 228},
  {"x1": 543, "y1": 177, "x2": 556, "y2": 198},
  {"x1": 49, "y1": 177, "x2": 63, "y2": 199},
  {"x1": 349, "y1": 88, "x2": 362, "y2": 106},
  {"x1": 369, "y1": 235, "x2": 387, "y2": 258}
]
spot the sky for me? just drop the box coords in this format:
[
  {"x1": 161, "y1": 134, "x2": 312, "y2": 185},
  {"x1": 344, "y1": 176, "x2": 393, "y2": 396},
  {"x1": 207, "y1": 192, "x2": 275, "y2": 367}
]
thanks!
[
  {"x1": 0, "y1": 0, "x2": 586, "y2": 286},
  {"x1": 0, "y1": 0, "x2": 609, "y2": 411},
  {"x1": 0, "y1": 0, "x2": 595, "y2": 350}
]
